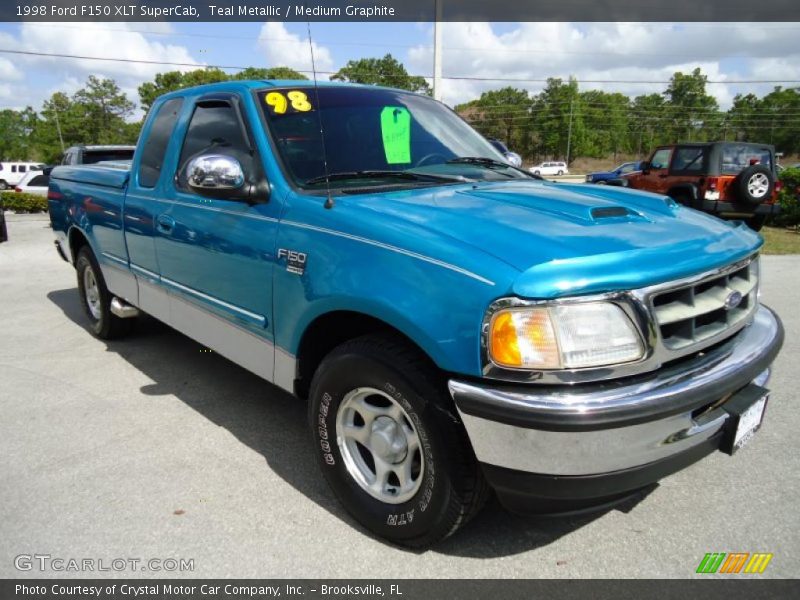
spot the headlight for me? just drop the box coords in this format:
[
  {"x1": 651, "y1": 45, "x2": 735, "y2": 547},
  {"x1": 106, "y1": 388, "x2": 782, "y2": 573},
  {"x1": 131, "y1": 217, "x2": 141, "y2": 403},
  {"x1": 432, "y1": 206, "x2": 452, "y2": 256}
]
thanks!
[{"x1": 488, "y1": 302, "x2": 644, "y2": 370}]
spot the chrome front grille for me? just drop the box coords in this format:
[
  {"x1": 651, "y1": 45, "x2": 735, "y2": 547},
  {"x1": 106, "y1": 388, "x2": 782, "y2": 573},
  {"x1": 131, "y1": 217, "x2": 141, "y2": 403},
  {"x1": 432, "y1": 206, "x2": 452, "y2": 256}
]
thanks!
[{"x1": 651, "y1": 256, "x2": 759, "y2": 351}]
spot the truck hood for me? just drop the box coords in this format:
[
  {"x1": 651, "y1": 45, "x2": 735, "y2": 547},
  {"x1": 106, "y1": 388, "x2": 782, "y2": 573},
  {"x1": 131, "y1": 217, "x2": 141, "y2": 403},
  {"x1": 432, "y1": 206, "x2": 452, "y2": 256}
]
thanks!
[{"x1": 351, "y1": 180, "x2": 762, "y2": 298}]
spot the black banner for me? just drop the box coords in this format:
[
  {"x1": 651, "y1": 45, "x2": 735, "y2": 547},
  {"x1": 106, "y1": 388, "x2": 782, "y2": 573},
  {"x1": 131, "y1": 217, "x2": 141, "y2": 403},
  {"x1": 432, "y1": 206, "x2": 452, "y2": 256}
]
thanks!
[{"x1": 4, "y1": 0, "x2": 800, "y2": 22}]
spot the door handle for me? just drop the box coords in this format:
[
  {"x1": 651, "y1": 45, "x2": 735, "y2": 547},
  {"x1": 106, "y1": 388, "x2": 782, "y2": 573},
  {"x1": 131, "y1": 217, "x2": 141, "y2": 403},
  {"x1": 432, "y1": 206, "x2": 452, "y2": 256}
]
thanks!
[{"x1": 156, "y1": 214, "x2": 175, "y2": 233}]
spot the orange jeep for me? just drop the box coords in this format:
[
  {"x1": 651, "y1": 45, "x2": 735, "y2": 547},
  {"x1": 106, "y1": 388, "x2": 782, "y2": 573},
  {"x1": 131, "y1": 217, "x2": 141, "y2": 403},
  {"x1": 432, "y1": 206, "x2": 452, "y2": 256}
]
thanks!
[{"x1": 621, "y1": 141, "x2": 782, "y2": 230}]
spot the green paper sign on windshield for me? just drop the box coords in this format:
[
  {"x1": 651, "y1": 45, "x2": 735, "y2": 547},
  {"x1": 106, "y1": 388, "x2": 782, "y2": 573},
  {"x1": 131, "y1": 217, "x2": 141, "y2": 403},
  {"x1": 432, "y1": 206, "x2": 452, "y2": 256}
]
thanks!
[{"x1": 380, "y1": 106, "x2": 411, "y2": 165}]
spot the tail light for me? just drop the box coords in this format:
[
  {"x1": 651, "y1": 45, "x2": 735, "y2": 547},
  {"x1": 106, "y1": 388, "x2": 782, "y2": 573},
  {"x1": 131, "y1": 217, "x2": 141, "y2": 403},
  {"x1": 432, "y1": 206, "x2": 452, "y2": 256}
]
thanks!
[
  {"x1": 775, "y1": 180, "x2": 783, "y2": 193},
  {"x1": 47, "y1": 190, "x2": 64, "y2": 201},
  {"x1": 14, "y1": 186, "x2": 22, "y2": 192}
]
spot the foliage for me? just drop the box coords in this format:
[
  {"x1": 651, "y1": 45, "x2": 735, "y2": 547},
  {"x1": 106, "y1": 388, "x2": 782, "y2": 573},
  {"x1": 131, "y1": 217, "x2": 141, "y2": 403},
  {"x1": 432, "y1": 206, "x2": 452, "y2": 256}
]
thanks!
[
  {"x1": 137, "y1": 67, "x2": 308, "y2": 113},
  {"x1": 771, "y1": 167, "x2": 800, "y2": 228},
  {"x1": 3, "y1": 64, "x2": 800, "y2": 168},
  {"x1": 33, "y1": 77, "x2": 138, "y2": 163},
  {"x1": 0, "y1": 192, "x2": 48, "y2": 213},
  {"x1": 331, "y1": 54, "x2": 431, "y2": 94},
  {"x1": 0, "y1": 108, "x2": 39, "y2": 161}
]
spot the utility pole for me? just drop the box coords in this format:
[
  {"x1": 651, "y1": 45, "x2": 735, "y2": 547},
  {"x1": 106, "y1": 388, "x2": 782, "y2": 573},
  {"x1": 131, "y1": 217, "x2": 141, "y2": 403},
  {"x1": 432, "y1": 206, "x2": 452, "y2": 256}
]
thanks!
[
  {"x1": 432, "y1": 0, "x2": 443, "y2": 102},
  {"x1": 53, "y1": 106, "x2": 65, "y2": 153},
  {"x1": 565, "y1": 96, "x2": 574, "y2": 164}
]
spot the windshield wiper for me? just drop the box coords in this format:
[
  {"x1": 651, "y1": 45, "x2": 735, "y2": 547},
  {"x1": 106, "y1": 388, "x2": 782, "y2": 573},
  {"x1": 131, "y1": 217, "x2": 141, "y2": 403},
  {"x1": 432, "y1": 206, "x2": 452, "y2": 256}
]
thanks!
[
  {"x1": 305, "y1": 170, "x2": 462, "y2": 186},
  {"x1": 447, "y1": 157, "x2": 543, "y2": 180}
]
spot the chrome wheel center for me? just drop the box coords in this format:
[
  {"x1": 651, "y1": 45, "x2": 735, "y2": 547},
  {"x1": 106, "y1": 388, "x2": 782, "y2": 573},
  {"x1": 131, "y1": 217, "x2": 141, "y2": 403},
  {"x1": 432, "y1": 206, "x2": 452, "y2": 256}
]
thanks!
[
  {"x1": 336, "y1": 387, "x2": 424, "y2": 504},
  {"x1": 369, "y1": 416, "x2": 408, "y2": 464}
]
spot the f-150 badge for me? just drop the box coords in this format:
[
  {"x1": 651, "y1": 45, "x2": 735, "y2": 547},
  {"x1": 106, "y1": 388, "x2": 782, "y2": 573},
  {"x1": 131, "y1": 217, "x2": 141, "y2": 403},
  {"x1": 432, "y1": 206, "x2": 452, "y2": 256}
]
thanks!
[{"x1": 278, "y1": 248, "x2": 307, "y2": 275}]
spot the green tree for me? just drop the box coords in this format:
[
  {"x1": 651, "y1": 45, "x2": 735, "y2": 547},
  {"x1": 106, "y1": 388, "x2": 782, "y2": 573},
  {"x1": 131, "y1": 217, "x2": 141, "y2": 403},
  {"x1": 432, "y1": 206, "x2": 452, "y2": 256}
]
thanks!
[
  {"x1": 72, "y1": 76, "x2": 135, "y2": 145},
  {"x1": 331, "y1": 54, "x2": 431, "y2": 94},
  {"x1": 138, "y1": 67, "x2": 309, "y2": 113},
  {"x1": 456, "y1": 87, "x2": 532, "y2": 156},
  {"x1": 757, "y1": 87, "x2": 800, "y2": 153},
  {"x1": 630, "y1": 93, "x2": 668, "y2": 154},
  {"x1": 0, "y1": 108, "x2": 38, "y2": 160},
  {"x1": 33, "y1": 78, "x2": 136, "y2": 163},
  {"x1": 578, "y1": 90, "x2": 631, "y2": 159},
  {"x1": 138, "y1": 68, "x2": 230, "y2": 113},
  {"x1": 531, "y1": 77, "x2": 584, "y2": 163},
  {"x1": 231, "y1": 66, "x2": 308, "y2": 81},
  {"x1": 663, "y1": 68, "x2": 720, "y2": 141}
]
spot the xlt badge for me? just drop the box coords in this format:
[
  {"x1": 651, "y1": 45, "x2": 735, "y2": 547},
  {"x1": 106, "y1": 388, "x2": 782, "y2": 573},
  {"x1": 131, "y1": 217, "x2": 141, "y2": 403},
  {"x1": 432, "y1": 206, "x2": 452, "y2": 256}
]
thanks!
[{"x1": 277, "y1": 248, "x2": 307, "y2": 275}]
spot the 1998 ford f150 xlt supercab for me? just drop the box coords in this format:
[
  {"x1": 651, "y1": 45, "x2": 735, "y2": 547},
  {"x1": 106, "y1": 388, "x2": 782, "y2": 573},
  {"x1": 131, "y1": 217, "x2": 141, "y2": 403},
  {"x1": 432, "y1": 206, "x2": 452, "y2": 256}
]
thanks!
[{"x1": 49, "y1": 81, "x2": 784, "y2": 547}]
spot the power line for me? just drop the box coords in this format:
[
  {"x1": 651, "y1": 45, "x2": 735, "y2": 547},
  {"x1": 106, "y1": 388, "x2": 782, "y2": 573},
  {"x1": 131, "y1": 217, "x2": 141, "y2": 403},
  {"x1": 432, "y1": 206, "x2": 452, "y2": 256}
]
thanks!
[
  {"x1": 2, "y1": 48, "x2": 800, "y2": 87},
  {"x1": 18, "y1": 22, "x2": 800, "y2": 60}
]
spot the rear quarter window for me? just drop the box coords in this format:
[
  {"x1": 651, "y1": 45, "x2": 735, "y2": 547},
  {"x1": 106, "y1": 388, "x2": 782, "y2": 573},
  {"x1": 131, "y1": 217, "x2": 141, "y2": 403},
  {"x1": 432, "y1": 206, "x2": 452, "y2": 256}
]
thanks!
[{"x1": 138, "y1": 98, "x2": 184, "y2": 188}]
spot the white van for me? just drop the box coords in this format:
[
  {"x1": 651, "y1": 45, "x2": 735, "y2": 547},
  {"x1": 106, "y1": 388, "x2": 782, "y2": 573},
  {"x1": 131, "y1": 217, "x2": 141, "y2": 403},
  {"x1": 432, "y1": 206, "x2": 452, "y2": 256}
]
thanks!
[
  {"x1": 0, "y1": 162, "x2": 46, "y2": 190},
  {"x1": 529, "y1": 161, "x2": 569, "y2": 176}
]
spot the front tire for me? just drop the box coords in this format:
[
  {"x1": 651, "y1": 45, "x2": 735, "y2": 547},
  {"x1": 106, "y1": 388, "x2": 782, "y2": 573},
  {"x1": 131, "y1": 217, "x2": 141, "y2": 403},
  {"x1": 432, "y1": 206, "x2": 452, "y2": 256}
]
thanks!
[
  {"x1": 76, "y1": 246, "x2": 132, "y2": 339},
  {"x1": 309, "y1": 335, "x2": 488, "y2": 547}
]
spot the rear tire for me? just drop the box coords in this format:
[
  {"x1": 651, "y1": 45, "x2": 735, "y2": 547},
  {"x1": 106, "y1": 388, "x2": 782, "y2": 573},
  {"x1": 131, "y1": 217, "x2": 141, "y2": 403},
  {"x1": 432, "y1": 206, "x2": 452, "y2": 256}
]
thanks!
[
  {"x1": 0, "y1": 180, "x2": 7, "y2": 190},
  {"x1": 76, "y1": 246, "x2": 132, "y2": 339},
  {"x1": 557, "y1": 170, "x2": 564, "y2": 175},
  {"x1": 309, "y1": 334, "x2": 489, "y2": 547}
]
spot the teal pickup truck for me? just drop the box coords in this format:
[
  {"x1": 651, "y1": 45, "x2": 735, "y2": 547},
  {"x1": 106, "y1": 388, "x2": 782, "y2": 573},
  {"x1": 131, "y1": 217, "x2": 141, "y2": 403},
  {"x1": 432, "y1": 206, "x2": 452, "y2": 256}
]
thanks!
[{"x1": 48, "y1": 81, "x2": 783, "y2": 547}]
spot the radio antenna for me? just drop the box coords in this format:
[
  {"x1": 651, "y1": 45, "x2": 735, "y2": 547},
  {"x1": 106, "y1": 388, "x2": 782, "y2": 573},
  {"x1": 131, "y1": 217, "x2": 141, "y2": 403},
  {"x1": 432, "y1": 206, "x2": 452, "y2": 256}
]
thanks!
[{"x1": 306, "y1": 21, "x2": 334, "y2": 209}]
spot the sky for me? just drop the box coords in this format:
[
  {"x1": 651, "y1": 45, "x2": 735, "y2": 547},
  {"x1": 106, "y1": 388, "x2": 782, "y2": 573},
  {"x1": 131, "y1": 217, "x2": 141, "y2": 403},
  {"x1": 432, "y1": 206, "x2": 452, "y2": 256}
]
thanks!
[{"x1": 0, "y1": 20, "x2": 799, "y2": 116}]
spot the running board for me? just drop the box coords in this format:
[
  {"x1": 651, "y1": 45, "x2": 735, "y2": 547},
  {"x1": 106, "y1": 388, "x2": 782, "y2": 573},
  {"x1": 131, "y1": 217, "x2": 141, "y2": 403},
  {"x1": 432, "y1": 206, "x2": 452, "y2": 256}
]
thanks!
[{"x1": 110, "y1": 297, "x2": 140, "y2": 319}]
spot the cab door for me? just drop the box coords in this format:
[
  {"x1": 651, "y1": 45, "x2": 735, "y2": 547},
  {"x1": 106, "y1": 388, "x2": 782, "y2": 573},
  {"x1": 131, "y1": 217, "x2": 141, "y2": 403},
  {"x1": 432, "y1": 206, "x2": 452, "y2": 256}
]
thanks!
[
  {"x1": 153, "y1": 93, "x2": 280, "y2": 380},
  {"x1": 630, "y1": 147, "x2": 673, "y2": 194}
]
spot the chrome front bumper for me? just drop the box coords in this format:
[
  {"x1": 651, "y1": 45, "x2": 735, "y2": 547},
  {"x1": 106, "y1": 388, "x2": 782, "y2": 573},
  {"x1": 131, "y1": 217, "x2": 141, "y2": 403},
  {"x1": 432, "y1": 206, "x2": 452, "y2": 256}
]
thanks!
[{"x1": 449, "y1": 305, "x2": 783, "y2": 477}]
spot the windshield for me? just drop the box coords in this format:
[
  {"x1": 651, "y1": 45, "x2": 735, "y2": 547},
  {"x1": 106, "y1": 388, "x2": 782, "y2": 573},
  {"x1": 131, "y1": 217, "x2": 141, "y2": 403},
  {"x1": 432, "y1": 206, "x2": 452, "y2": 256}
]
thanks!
[{"x1": 258, "y1": 86, "x2": 518, "y2": 188}]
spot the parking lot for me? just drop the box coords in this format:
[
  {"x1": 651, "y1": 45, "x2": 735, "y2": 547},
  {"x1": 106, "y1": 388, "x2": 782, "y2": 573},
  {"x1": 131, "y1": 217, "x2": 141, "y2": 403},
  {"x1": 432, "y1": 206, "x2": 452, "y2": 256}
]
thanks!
[{"x1": 1, "y1": 213, "x2": 798, "y2": 578}]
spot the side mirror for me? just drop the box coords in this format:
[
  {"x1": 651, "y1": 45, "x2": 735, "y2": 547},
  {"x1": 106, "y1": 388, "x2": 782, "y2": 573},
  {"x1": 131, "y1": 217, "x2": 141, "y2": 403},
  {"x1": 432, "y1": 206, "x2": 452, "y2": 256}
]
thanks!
[
  {"x1": 186, "y1": 154, "x2": 245, "y2": 197},
  {"x1": 640, "y1": 161, "x2": 651, "y2": 174}
]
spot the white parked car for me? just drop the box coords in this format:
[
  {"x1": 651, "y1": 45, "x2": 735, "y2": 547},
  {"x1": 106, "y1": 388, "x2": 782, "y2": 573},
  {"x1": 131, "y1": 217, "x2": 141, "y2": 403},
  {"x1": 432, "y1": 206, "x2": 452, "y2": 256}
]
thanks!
[
  {"x1": 14, "y1": 169, "x2": 49, "y2": 196},
  {"x1": 0, "y1": 162, "x2": 45, "y2": 190},
  {"x1": 529, "y1": 161, "x2": 569, "y2": 176}
]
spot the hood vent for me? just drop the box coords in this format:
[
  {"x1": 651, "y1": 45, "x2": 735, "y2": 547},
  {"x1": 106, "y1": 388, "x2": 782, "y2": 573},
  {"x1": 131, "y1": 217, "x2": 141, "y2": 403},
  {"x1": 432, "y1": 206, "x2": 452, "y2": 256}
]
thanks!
[{"x1": 591, "y1": 206, "x2": 631, "y2": 219}]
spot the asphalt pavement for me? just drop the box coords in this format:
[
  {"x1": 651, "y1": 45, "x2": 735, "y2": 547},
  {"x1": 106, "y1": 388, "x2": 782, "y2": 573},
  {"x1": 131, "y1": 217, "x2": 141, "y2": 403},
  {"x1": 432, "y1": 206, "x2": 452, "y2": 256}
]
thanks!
[{"x1": 1, "y1": 214, "x2": 798, "y2": 578}]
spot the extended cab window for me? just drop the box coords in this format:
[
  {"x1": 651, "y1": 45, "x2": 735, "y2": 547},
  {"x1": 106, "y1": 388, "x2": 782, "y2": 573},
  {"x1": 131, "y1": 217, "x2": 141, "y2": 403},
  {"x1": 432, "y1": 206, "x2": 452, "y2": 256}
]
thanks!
[
  {"x1": 138, "y1": 98, "x2": 183, "y2": 188},
  {"x1": 176, "y1": 100, "x2": 260, "y2": 192},
  {"x1": 649, "y1": 148, "x2": 671, "y2": 169},
  {"x1": 671, "y1": 147, "x2": 706, "y2": 173}
]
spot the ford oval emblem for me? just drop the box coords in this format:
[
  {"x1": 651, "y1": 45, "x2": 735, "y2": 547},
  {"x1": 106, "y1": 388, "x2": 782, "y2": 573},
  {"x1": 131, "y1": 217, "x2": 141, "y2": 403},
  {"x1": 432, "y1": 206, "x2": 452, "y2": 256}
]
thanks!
[{"x1": 724, "y1": 290, "x2": 743, "y2": 311}]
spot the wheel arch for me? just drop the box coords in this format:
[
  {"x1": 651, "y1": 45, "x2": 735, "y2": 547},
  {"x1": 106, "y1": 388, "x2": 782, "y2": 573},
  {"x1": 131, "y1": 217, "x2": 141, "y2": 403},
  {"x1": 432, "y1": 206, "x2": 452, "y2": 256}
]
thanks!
[
  {"x1": 67, "y1": 226, "x2": 92, "y2": 265},
  {"x1": 292, "y1": 308, "x2": 445, "y2": 399},
  {"x1": 667, "y1": 183, "x2": 699, "y2": 202}
]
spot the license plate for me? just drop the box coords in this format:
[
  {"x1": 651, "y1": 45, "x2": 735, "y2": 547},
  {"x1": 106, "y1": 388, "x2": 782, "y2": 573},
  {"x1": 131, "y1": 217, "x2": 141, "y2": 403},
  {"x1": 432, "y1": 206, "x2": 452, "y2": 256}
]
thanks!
[
  {"x1": 733, "y1": 395, "x2": 767, "y2": 451},
  {"x1": 721, "y1": 384, "x2": 769, "y2": 455}
]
